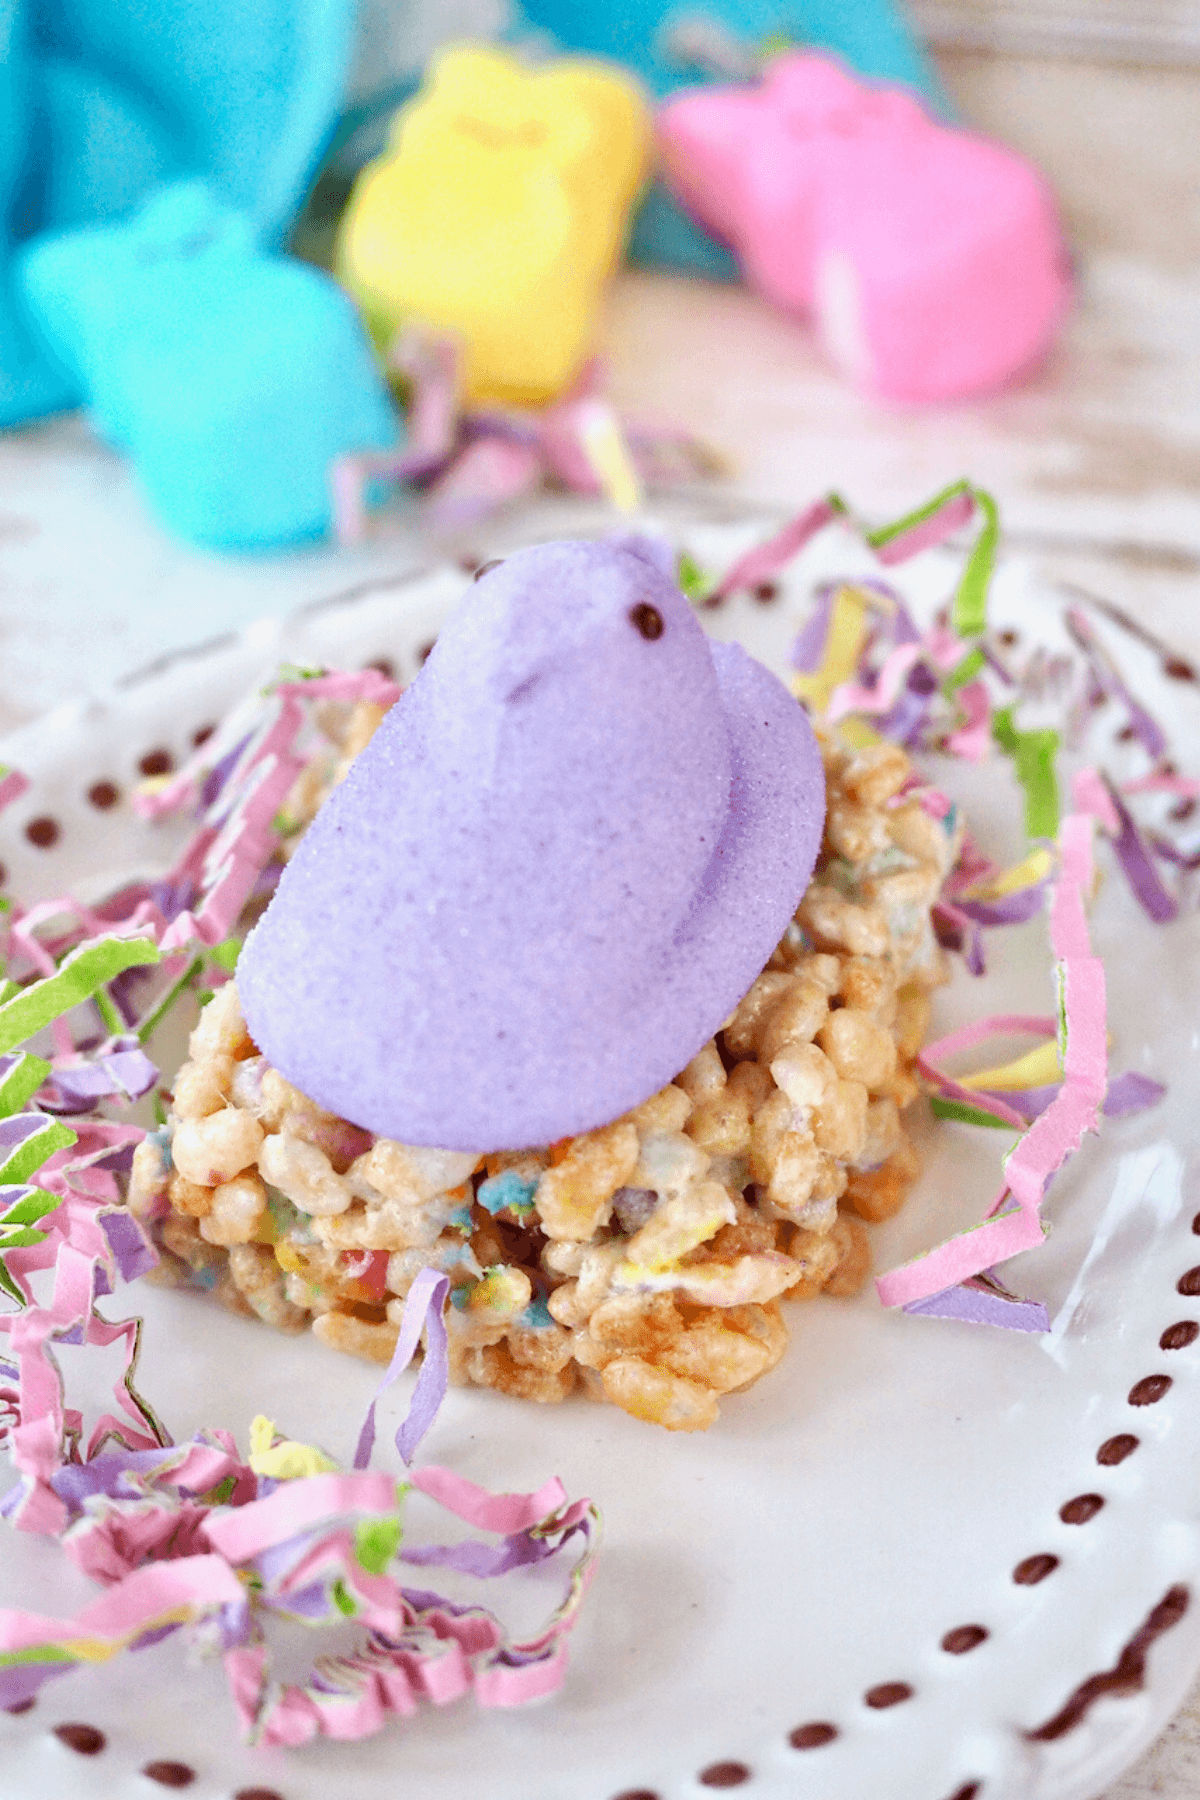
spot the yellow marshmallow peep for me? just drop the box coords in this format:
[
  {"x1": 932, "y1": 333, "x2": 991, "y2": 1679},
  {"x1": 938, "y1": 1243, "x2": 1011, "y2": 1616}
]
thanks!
[{"x1": 335, "y1": 44, "x2": 652, "y2": 405}]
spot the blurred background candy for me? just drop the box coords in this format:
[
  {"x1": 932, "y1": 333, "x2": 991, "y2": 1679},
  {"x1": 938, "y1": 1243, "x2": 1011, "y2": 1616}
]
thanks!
[
  {"x1": 336, "y1": 44, "x2": 651, "y2": 406},
  {"x1": 0, "y1": 0, "x2": 1075, "y2": 550},
  {"x1": 657, "y1": 52, "x2": 1071, "y2": 400},
  {"x1": 0, "y1": 0, "x2": 400, "y2": 548}
]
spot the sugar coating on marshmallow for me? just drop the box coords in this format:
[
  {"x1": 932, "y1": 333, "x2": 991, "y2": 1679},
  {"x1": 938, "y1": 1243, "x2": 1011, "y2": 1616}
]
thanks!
[{"x1": 238, "y1": 537, "x2": 826, "y2": 1149}]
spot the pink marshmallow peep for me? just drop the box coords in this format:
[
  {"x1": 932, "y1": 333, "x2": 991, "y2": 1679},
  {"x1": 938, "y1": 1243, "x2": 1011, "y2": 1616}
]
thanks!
[
  {"x1": 658, "y1": 54, "x2": 1071, "y2": 401},
  {"x1": 238, "y1": 537, "x2": 825, "y2": 1151}
]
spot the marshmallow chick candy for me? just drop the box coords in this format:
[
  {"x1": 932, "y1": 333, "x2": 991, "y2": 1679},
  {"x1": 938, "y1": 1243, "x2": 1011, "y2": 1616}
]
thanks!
[
  {"x1": 335, "y1": 44, "x2": 651, "y2": 406},
  {"x1": 238, "y1": 538, "x2": 825, "y2": 1152},
  {"x1": 658, "y1": 53, "x2": 1070, "y2": 402}
]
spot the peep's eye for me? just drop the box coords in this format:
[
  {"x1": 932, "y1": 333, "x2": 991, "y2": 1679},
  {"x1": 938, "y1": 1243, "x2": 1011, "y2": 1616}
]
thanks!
[
  {"x1": 474, "y1": 558, "x2": 504, "y2": 582},
  {"x1": 628, "y1": 603, "x2": 664, "y2": 641}
]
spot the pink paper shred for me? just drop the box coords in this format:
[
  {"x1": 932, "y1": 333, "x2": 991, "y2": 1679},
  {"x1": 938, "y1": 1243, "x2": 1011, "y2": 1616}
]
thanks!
[
  {"x1": 0, "y1": 1149, "x2": 599, "y2": 1741},
  {"x1": 876, "y1": 813, "x2": 1107, "y2": 1309}
]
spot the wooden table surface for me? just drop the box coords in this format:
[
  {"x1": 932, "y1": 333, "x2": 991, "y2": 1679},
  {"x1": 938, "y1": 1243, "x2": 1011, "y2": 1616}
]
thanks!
[{"x1": 0, "y1": 47, "x2": 1198, "y2": 1793}]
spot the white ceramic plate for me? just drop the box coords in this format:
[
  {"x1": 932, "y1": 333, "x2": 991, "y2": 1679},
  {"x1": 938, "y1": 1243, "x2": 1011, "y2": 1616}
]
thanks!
[{"x1": 0, "y1": 514, "x2": 1198, "y2": 1800}]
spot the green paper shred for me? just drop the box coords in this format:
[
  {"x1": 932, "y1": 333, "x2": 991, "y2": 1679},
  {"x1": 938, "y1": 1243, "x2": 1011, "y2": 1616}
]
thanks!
[
  {"x1": 865, "y1": 480, "x2": 998, "y2": 639},
  {"x1": 137, "y1": 955, "x2": 203, "y2": 1045},
  {"x1": 942, "y1": 646, "x2": 986, "y2": 698},
  {"x1": 0, "y1": 1051, "x2": 51, "y2": 1120},
  {"x1": 92, "y1": 984, "x2": 125, "y2": 1038},
  {"x1": 865, "y1": 479, "x2": 967, "y2": 550},
  {"x1": 0, "y1": 1119, "x2": 76, "y2": 1186},
  {"x1": 208, "y1": 938, "x2": 241, "y2": 974},
  {"x1": 992, "y1": 708, "x2": 1061, "y2": 841},
  {"x1": 929, "y1": 1097, "x2": 1019, "y2": 1131},
  {"x1": 355, "y1": 1514, "x2": 403, "y2": 1575},
  {"x1": 0, "y1": 1645, "x2": 76, "y2": 1670},
  {"x1": 331, "y1": 1576, "x2": 358, "y2": 1617},
  {"x1": 1, "y1": 1188, "x2": 61, "y2": 1229},
  {"x1": 0, "y1": 937, "x2": 160, "y2": 1058},
  {"x1": 676, "y1": 551, "x2": 708, "y2": 604},
  {"x1": 953, "y1": 488, "x2": 998, "y2": 638}
]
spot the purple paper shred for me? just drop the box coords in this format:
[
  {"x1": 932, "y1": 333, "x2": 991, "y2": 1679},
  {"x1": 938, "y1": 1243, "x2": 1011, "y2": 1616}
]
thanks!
[
  {"x1": 1103, "y1": 1071, "x2": 1167, "y2": 1117},
  {"x1": 791, "y1": 589, "x2": 837, "y2": 674},
  {"x1": 904, "y1": 1272, "x2": 1049, "y2": 1332},
  {"x1": 149, "y1": 875, "x2": 200, "y2": 925},
  {"x1": 201, "y1": 735, "x2": 252, "y2": 811},
  {"x1": 354, "y1": 1268, "x2": 449, "y2": 1472},
  {"x1": 977, "y1": 1085, "x2": 1060, "y2": 1123},
  {"x1": 107, "y1": 966, "x2": 151, "y2": 1029},
  {"x1": 952, "y1": 883, "x2": 1049, "y2": 928},
  {"x1": 217, "y1": 1599, "x2": 253, "y2": 1650},
  {"x1": 1149, "y1": 833, "x2": 1200, "y2": 871},
  {"x1": 932, "y1": 902, "x2": 987, "y2": 976},
  {"x1": 400, "y1": 1511, "x2": 586, "y2": 1581},
  {"x1": 99, "y1": 1209, "x2": 158, "y2": 1284},
  {"x1": 1104, "y1": 776, "x2": 1180, "y2": 923},
  {"x1": 131, "y1": 1622, "x2": 182, "y2": 1652},
  {"x1": 876, "y1": 684, "x2": 934, "y2": 749},
  {"x1": 265, "y1": 1580, "x2": 332, "y2": 1621},
  {"x1": 0, "y1": 1662, "x2": 73, "y2": 1710},
  {"x1": 0, "y1": 1114, "x2": 51, "y2": 1152},
  {"x1": 907, "y1": 660, "x2": 939, "y2": 698},
  {"x1": 1066, "y1": 608, "x2": 1168, "y2": 760}
]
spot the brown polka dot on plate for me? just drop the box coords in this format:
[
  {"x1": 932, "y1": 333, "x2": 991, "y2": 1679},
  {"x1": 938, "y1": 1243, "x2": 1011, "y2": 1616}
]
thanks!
[
  {"x1": 1161, "y1": 1321, "x2": 1199, "y2": 1351},
  {"x1": 752, "y1": 581, "x2": 779, "y2": 603},
  {"x1": 53, "y1": 1722, "x2": 106, "y2": 1754},
  {"x1": 611, "y1": 1789, "x2": 660, "y2": 1800},
  {"x1": 1129, "y1": 1373, "x2": 1172, "y2": 1405},
  {"x1": 1013, "y1": 1553, "x2": 1059, "y2": 1585},
  {"x1": 191, "y1": 723, "x2": 216, "y2": 748},
  {"x1": 1059, "y1": 1494, "x2": 1105, "y2": 1525},
  {"x1": 1097, "y1": 1433, "x2": 1139, "y2": 1466},
  {"x1": 941, "y1": 1625, "x2": 988, "y2": 1655},
  {"x1": 138, "y1": 748, "x2": 175, "y2": 777},
  {"x1": 234, "y1": 1789, "x2": 287, "y2": 1800},
  {"x1": 1163, "y1": 656, "x2": 1197, "y2": 681},
  {"x1": 142, "y1": 1761, "x2": 195, "y2": 1788},
  {"x1": 1178, "y1": 1266, "x2": 1200, "y2": 1295},
  {"x1": 0, "y1": 862, "x2": 7, "y2": 888},
  {"x1": 417, "y1": 640, "x2": 437, "y2": 665},
  {"x1": 365, "y1": 657, "x2": 395, "y2": 679},
  {"x1": 789, "y1": 1722, "x2": 838, "y2": 1749},
  {"x1": 24, "y1": 815, "x2": 60, "y2": 848},
  {"x1": 946, "y1": 1784, "x2": 982, "y2": 1800},
  {"x1": 865, "y1": 1682, "x2": 913, "y2": 1709},
  {"x1": 698, "y1": 1762, "x2": 751, "y2": 1788},
  {"x1": 4, "y1": 1697, "x2": 34, "y2": 1715},
  {"x1": 87, "y1": 780, "x2": 120, "y2": 810}
]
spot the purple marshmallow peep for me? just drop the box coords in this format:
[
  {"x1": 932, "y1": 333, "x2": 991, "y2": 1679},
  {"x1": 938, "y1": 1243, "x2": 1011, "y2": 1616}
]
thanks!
[{"x1": 238, "y1": 537, "x2": 825, "y2": 1150}]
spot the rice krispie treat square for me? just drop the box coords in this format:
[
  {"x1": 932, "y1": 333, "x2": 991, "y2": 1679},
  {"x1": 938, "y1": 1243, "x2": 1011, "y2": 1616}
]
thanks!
[{"x1": 130, "y1": 732, "x2": 958, "y2": 1431}]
